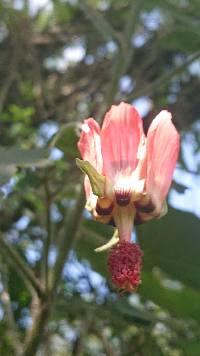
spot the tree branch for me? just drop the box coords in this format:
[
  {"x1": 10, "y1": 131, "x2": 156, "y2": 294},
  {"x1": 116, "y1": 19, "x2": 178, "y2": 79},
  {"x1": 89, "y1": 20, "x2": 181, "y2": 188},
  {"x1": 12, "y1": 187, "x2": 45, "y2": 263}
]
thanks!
[
  {"x1": 43, "y1": 176, "x2": 52, "y2": 292},
  {"x1": 50, "y1": 184, "x2": 85, "y2": 292},
  {"x1": 22, "y1": 184, "x2": 85, "y2": 356},
  {"x1": 100, "y1": 1, "x2": 144, "y2": 113},
  {"x1": 97, "y1": 329, "x2": 115, "y2": 356},
  {"x1": 80, "y1": 0, "x2": 121, "y2": 44},
  {"x1": 0, "y1": 264, "x2": 23, "y2": 355},
  {"x1": 130, "y1": 50, "x2": 200, "y2": 100},
  {"x1": 0, "y1": 234, "x2": 46, "y2": 300},
  {"x1": 23, "y1": 299, "x2": 50, "y2": 356}
]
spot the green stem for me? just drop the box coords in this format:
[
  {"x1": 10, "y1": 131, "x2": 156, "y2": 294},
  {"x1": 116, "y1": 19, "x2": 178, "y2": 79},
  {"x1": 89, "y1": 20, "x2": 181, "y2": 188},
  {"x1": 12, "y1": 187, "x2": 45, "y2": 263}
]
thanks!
[
  {"x1": 51, "y1": 184, "x2": 85, "y2": 292},
  {"x1": 0, "y1": 234, "x2": 46, "y2": 300}
]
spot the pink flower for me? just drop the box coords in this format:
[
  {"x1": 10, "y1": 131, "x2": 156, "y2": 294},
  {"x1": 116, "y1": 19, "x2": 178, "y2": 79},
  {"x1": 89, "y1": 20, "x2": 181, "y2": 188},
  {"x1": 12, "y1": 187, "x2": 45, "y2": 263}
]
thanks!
[{"x1": 78, "y1": 102, "x2": 180, "y2": 292}]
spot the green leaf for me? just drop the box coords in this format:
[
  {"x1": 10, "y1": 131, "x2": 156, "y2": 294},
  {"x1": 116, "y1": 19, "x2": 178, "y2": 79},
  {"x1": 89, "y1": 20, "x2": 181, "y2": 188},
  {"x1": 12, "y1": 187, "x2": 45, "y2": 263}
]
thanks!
[
  {"x1": 140, "y1": 271, "x2": 200, "y2": 324},
  {"x1": 55, "y1": 292, "x2": 154, "y2": 327},
  {"x1": 178, "y1": 339, "x2": 200, "y2": 356},
  {"x1": 0, "y1": 147, "x2": 49, "y2": 166},
  {"x1": 138, "y1": 208, "x2": 200, "y2": 291},
  {"x1": 75, "y1": 219, "x2": 114, "y2": 278},
  {"x1": 50, "y1": 123, "x2": 79, "y2": 158},
  {"x1": 162, "y1": 29, "x2": 200, "y2": 53},
  {"x1": 0, "y1": 147, "x2": 50, "y2": 184},
  {"x1": 78, "y1": 212, "x2": 200, "y2": 324}
]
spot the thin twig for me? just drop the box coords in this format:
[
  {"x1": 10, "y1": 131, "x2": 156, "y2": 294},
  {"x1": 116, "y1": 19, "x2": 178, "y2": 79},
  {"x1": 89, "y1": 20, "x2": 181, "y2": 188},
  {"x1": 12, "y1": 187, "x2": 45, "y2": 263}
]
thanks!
[
  {"x1": 97, "y1": 329, "x2": 115, "y2": 356},
  {"x1": 164, "y1": 0, "x2": 200, "y2": 30},
  {"x1": 130, "y1": 50, "x2": 200, "y2": 100},
  {"x1": 0, "y1": 234, "x2": 46, "y2": 300},
  {"x1": 44, "y1": 176, "x2": 52, "y2": 292},
  {"x1": 80, "y1": 0, "x2": 121, "y2": 44},
  {"x1": 50, "y1": 184, "x2": 85, "y2": 292},
  {"x1": 72, "y1": 319, "x2": 91, "y2": 356},
  {"x1": 23, "y1": 299, "x2": 50, "y2": 356},
  {"x1": 0, "y1": 264, "x2": 23, "y2": 355},
  {"x1": 100, "y1": 1, "x2": 144, "y2": 115}
]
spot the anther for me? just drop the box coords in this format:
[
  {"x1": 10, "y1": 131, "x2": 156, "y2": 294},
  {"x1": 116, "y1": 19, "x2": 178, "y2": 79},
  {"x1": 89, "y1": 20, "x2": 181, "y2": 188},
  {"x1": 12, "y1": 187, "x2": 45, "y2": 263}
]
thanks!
[
  {"x1": 115, "y1": 190, "x2": 131, "y2": 207},
  {"x1": 96, "y1": 197, "x2": 114, "y2": 216},
  {"x1": 134, "y1": 199, "x2": 155, "y2": 213}
]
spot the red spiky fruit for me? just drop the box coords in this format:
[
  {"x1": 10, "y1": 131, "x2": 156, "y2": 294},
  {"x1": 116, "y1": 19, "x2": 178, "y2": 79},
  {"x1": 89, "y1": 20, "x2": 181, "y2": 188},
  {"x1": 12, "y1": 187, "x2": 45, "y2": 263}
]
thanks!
[{"x1": 108, "y1": 241, "x2": 143, "y2": 293}]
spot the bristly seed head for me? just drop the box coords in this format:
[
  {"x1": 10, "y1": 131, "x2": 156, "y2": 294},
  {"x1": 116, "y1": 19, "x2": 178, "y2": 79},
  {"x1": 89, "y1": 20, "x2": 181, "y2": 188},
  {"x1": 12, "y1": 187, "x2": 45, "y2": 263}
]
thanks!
[{"x1": 108, "y1": 241, "x2": 143, "y2": 293}]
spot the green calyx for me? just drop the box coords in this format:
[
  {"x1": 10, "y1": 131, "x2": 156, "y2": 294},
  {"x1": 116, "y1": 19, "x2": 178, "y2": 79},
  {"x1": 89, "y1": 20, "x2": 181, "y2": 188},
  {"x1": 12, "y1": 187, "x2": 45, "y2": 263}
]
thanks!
[{"x1": 76, "y1": 158, "x2": 105, "y2": 197}]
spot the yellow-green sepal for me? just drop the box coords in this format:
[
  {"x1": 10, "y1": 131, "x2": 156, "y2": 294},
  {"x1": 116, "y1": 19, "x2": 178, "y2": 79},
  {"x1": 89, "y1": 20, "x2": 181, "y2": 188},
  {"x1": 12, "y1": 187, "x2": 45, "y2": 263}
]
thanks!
[{"x1": 76, "y1": 158, "x2": 105, "y2": 197}]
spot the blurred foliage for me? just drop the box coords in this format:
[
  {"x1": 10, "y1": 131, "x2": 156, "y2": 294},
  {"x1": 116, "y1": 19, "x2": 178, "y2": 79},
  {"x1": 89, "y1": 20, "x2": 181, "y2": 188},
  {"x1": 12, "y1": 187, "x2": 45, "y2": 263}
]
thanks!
[{"x1": 0, "y1": 0, "x2": 200, "y2": 355}]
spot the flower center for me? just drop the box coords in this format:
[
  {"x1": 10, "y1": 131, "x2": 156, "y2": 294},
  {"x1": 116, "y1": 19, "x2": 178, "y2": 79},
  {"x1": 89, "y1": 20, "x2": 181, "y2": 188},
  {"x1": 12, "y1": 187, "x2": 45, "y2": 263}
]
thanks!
[
  {"x1": 115, "y1": 189, "x2": 131, "y2": 207},
  {"x1": 114, "y1": 174, "x2": 132, "y2": 207},
  {"x1": 108, "y1": 241, "x2": 143, "y2": 293}
]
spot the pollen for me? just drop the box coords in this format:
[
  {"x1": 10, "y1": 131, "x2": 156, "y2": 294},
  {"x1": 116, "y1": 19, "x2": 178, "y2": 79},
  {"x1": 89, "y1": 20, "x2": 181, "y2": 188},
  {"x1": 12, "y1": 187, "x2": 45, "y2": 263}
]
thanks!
[{"x1": 108, "y1": 241, "x2": 143, "y2": 293}]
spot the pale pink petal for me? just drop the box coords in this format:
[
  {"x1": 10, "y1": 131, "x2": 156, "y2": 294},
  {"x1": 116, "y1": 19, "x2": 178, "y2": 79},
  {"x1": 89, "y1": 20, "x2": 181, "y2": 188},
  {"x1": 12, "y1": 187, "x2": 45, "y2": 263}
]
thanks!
[
  {"x1": 78, "y1": 118, "x2": 102, "y2": 169},
  {"x1": 100, "y1": 102, "x2": 144, "y2": 180},
  {"x1": 146, "y1": 110, "x2": 180, "y2": 210},
  {"x1": 78, "y1": 118, "x2": 103, "y2": 200}
]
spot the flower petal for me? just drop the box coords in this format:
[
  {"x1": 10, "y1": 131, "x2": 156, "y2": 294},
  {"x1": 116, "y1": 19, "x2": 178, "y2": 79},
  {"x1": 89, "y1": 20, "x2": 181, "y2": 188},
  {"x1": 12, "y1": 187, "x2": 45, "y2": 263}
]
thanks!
[
  {"x1": 78, "y1": 118, "x2": 103, "y2": 200},
  {"x1": 146, "y1": 110, "x2": 180, "y2": 211},
  {"x1": 100, "y1": 102, "x2": 144, "y2": 180}
]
